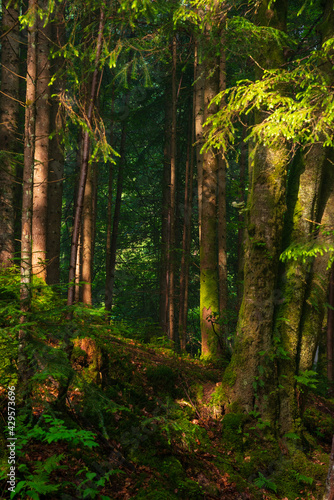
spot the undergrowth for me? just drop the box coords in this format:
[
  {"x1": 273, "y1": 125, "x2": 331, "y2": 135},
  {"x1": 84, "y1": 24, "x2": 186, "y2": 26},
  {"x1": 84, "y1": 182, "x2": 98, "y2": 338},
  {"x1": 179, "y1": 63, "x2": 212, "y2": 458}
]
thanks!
[{"x1": 0, "y1": 272, "x2": 332, "y2": 499}]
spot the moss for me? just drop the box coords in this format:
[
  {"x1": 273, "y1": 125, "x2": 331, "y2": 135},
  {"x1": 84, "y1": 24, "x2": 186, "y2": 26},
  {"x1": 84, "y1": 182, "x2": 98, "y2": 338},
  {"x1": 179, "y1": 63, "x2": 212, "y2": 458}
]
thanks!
[
  {"x1": 191, "y1": 383, "x2": 204, "y2": 403},
  {"x1": 209, "y1": 384, "x2": 226, "y2": 407}
]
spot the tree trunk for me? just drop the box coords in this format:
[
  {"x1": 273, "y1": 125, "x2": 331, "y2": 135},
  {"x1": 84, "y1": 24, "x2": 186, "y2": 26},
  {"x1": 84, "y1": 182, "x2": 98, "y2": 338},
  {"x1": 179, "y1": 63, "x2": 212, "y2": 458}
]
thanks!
[
  {"x1": 47, "y1": 9, "x2": 65, "y2": 286},
  {"x1": 277, "y1": 145, "x2": 330, "y2": 433},
  {"x1": 194, "y1": 40, "x2": 204, "y2": 243},
  {"x1": 179, "y1": 105, "x2": 194, "y2": 352},
  {"x1": 105, "y1": 115, "x2": 114, "y2": 312},
  {"x1": 217, "y1": 31, "x2": 227, "y2": 346},
  {"x1": 225, "y1": 0, "x2": 288, "y2": 417},
  {"x1": 168, "y1": 34, "x2": 177, "y2": 345},
  {"x1": 200, "y1": 17, "x2": 221, "y2": 359},
  {"x1": 0, "y1": 1, "x2": 20, "y2": 268},
  {"x1": 81, "y1": 161, "x2": 93, "y2": 305},
  {"x1": 32, "y1": 1, "x2": 51, "y2": 281},
  {"x1": 67, "y1": 8, "x2": 104, "y2": 308},
  {"x1": 237, "y1": 125, "x2": 247, "y2": 309},
  {"x1": 105, "y1": 123, "x2": 126, "y2": 313},
  {"x1": 19, "y1": 0, "x2": 37, "y2": 387}
]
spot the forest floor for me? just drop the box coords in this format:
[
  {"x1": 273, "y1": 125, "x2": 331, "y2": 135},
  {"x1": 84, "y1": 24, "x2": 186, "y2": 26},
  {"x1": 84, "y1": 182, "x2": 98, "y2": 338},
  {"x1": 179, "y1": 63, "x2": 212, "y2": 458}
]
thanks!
[{"x1": 0, "y1": 320, "x2": 334, "y2": 499}]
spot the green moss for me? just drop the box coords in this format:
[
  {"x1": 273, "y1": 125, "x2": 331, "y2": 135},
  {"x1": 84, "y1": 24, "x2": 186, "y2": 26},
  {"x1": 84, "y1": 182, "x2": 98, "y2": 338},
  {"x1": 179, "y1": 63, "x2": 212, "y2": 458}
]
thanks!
[
  {"x1": 191, "y1": 383, "x2": 204, "y2": 403},
  {"x1": 209, "y1": 384, "x2": 226, "y2": 407}
]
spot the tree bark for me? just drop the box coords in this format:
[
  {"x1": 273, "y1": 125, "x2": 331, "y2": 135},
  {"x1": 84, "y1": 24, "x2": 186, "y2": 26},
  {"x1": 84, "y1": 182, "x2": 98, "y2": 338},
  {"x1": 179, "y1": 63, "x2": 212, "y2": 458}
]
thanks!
[
  {"x1": 0, "y1": 1, "x2": 20, "y2": 267},
  {"x1": 81, "y1": 161, "x2": 93, "y2": 305},
  {"x1": 32, "y1": 0, "x2": 51, "y2": 281},
  {"x1": 217, "y1": 30, "x2": 227, "y2": 346},
  {"x1": 200, "y1": 13, "x2": 221, "y2": 359},
  {"x1": 225, "y1": 0, "x2": 288, "y2": 417},
  {"x1": 19, "y1": 0, "x2": 37, "y2": 386},
  {"x1": 194, "y1": 40, "x2": 204, "y2": 243},
  {"x1": 179, "y1": 104, "x2": 194, "y2": 352},
  {"x1": 47, "y1": 8, "x2": 65, "y2": 285}
]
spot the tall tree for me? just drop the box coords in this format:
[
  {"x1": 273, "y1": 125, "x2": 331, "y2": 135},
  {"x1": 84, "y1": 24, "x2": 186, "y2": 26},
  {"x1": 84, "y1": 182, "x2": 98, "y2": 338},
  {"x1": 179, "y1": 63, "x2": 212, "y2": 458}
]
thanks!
[
  {"x1": 105, "y1": 122, "x2": 126, "y2": 313},
  {"x1": 224, "y1": 0, "x2": 289, "y2": 420},
  {"x1": 47, "y1": 8, "x2": 65, "y2": 285},
  {"x1": 19, "y1": 0, "x2": 37, "y2": 385},
  {"x1": 0, "y1": 1, "x2": 20, "y2": 267},
  {"x1": 32, "y1": 0, "x2": 51, "y2": 281},
  {"x1": 199, "y1": 4, "x2": 222, "y2": 358},
  {"x1": 67, "y1": 7, "x2": 105, "y2": 308}
]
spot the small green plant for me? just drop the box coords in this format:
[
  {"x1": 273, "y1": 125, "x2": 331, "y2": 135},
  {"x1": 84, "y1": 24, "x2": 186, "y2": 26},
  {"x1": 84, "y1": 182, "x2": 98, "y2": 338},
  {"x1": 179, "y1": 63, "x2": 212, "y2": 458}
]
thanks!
[
  {"x1": 8, "y1": 414, "x2": 100, "y2": 499},
  {"x1": 294, "y1": 370, "x2": 318, "y2": 392},
  {"x1": 76, "y1": 468, "x2": 123, "y2": 499},
  {"x1": 254, "y1": 471, "x2": 277, "y2": 493}
]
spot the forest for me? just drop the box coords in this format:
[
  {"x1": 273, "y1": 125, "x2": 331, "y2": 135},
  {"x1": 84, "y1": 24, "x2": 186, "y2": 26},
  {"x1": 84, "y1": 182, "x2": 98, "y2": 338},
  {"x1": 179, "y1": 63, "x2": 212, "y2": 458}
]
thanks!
[{"x1": 1, "y1": 0, "x2": 334, "y2": 498}]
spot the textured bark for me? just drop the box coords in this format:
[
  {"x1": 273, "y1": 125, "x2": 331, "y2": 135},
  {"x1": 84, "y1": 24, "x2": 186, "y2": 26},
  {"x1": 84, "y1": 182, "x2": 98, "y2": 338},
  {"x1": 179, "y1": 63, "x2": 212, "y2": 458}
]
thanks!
[
  {"x1": 217, "y1": 32, "x2": 227, "y2": 343},
  {"x1": 200, "y1": 6, "x2": 222, "y2": 358},
  {"x1": 277, "y1": 145, "x2": 330, "y2": 433},
  {"x1": 226, "y1": 0, "x2": 288, "y2": 417},
  {"x1": 19, "y1": 0, "x2": 37, "y2": 387},
  {"x1": 237, "y1": 126, "x2": 247, "y2": 309},
  {"x1": 32, "y1": 1, "x2": 51, "y2": 281},
  {"x1": 194, "y1": 40, "x2": 204, "y2": 243},
  {"x1": 0, "y1": 2, "x2": 20, "y2": 267},
  {"x1": 82, "y1": 162, "x2": 93, "y2": 304},
  {"x1": 47, "y1": 11, "x2": 65, "y2": 285}
]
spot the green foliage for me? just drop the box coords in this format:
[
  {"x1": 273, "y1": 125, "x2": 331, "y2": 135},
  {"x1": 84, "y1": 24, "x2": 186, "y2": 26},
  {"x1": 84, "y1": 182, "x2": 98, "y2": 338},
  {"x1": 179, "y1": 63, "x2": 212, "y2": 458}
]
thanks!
[
  {"x1": 294, "y1": 370, "x2": 318, "y2": 392},
  {"x1": 280, "y1": 239, "x2": 334, "y2": 266},
  {"x1": 254, "y1": 472, "x2": 277, "y2": 493}
]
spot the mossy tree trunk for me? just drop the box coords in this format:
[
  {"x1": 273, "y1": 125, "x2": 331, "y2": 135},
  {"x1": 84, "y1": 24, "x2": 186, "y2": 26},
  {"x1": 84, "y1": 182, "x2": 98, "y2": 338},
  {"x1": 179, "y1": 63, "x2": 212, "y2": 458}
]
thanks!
[
  {"x1": 225, "y1": 0, "x2": 288, "y2": 419},
  {"x1": 276, "y1": 146, "x2": 332, "y2": 434},
  {"x1": 200, "y1": 43, "x2": 220, "y2": 359}
]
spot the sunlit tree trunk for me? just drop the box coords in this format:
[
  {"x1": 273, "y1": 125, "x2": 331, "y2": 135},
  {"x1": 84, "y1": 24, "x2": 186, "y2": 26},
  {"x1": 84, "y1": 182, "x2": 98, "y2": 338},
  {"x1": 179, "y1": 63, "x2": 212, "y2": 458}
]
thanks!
[
  {"x1": 0, "y1": 1, "x2": 20, "y2": 267},
  {"x1": 217, "y1": 30, "x2": 227, "y2": 345},
  {"x1": 19, "y1": 0, "x2": 37, "y2": 386},
  {"x1": 47, "y1": 10, "x2": 65, "y2": 285},
  {"x1": 194, "y1": 40, "x2": 204, "y2": 243},
  {"x1": 82, "y1": 161, "x2": 93, "y2": 305},
  {"x1": 200, "y1": 12, "x2": 221, "y2": 359},
  {"x1": 32, "y1": 1, "x2": 51, "y2": 281}
]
